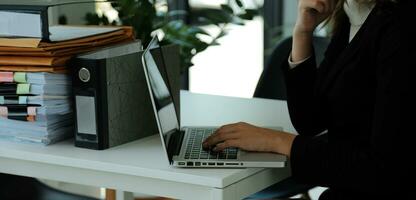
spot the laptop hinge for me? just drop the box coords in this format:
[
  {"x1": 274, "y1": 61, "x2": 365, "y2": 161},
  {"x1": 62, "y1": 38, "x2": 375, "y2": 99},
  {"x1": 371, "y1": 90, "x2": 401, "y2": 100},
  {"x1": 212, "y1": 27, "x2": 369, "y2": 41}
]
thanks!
[{"x1": 167, "y1": 129, "x2": 185, "y2": 162}]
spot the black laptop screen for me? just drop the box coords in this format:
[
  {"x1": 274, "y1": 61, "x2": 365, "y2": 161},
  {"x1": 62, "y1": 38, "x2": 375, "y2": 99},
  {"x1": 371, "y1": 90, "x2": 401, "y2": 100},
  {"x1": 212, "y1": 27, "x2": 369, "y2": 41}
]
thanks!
[{"x1": 142, "y1": 38, "x2": 180, "y2": 152}]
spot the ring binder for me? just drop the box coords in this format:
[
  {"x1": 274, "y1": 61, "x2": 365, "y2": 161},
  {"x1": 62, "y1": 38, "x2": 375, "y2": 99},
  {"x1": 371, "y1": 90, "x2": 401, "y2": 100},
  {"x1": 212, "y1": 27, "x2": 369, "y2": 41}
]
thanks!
[
  {"x1": 0, "y1": 0, "x2": 117, "y2": 41},
  {"x1": 71, "y1": 41, "x2": 160, "y2": 150}
]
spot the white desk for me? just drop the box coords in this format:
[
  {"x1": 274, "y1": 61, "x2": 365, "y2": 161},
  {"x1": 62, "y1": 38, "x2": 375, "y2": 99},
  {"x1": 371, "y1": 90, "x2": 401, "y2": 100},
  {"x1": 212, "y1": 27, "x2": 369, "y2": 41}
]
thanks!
[{"x1": 0, "y1": 91, "x2": 294, "y2": 200}]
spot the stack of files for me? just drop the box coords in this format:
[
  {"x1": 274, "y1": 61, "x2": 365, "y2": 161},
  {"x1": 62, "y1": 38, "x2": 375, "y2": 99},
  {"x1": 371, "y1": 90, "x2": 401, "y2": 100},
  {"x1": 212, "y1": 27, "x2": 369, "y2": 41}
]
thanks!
[
  {"x1": 0, "y1": 72, "x2": 73, "y2": 145},
  {"x1": 0, "y1": 26, "x2": 134, "y2": 73},
  {"x1": 0, "y1": 2, "x2": 137, "y2": 145}
]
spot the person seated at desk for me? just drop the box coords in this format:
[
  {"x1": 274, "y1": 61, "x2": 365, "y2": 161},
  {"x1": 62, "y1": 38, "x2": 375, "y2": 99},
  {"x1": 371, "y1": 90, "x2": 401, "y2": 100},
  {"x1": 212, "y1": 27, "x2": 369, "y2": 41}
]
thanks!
[{"x1": 203, "y1": 0, "x2": 414, "y2": 199}]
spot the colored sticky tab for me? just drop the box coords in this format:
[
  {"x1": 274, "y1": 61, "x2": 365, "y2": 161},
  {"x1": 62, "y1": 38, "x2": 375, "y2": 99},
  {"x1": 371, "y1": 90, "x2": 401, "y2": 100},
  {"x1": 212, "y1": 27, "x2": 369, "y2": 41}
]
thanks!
[
  {"x1": 18, "y1": 96, "x2": 28, "y2": 104},
  {"x1": 0, "y1": 72, "x2": 13, "y2": 83},
  {"x1": 27, "y1": 107, "x2": 37, "y2": 116},
  {"x1": 27, "y1": 115, "x2": 36, "y2": 122},
  {"x1": 0, "y1": 96, "x2": 4, "y2": 104},
  {"x1": 16, "y1": 84, "x2": 30, "y2": 94},
  {"x1": 14, "y1": 72, "x2": 27, "y2": 83},
  {"x1": 0, "y1": 107, "x2": 7, "y2": 117}
]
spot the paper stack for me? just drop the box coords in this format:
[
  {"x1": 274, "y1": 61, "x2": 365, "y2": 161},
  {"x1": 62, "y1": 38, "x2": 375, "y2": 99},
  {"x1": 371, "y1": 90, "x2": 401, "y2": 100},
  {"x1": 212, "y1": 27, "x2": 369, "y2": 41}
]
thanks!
[
  {"x1": 0, "y1": 72, "x2": 72, "y2": 144},
  {"x1": 0, "y1": 26, "x2": 134, "y2": 72},
  {"x1": 0, "y1": 26, "x2": 135, "y2": 145}
]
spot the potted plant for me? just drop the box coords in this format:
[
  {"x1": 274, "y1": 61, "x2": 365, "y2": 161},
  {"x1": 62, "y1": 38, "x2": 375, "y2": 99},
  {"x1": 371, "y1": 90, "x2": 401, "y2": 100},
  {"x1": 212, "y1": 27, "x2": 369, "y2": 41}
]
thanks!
[
  {"x1": 80, "y1": 0, "x2": 259, "y2": 116},
  {"x1": 84, "y1": 0, "x2": 259, "y2": 73}
]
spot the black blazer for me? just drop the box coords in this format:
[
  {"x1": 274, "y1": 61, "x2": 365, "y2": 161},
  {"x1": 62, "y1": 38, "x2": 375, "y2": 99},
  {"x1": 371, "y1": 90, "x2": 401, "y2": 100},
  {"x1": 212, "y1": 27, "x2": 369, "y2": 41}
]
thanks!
[{"x1": 282, "y1": 2, "x2": 415, "y2": 199}]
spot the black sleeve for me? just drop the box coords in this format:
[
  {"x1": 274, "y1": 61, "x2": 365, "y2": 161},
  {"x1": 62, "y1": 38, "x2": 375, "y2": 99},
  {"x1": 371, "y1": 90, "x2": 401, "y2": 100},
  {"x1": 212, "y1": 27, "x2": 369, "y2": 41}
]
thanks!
[
  {"x1": 282, "y1": 52, "x2": 327, "y2": 136},
  {"x1": 289, "y1": 15, "x2": 414, "y2": 198}
]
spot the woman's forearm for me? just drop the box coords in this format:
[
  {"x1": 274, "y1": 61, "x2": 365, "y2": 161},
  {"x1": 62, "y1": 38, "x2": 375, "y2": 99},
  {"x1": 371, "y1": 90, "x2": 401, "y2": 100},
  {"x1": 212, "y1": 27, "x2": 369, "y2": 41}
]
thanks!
[
  {"x1": 291, "y1": 0, "x2": 334, "y2": 62},
  {"x1": 291, "y1": 30, "x2": 314, "y2": 62}
]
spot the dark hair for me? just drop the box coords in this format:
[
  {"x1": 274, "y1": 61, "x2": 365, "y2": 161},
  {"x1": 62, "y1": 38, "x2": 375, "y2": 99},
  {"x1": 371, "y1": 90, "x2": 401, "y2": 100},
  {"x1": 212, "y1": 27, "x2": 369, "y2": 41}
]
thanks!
[{"x1": 328, "y1": 0, "x2": 399, "y2": 34}]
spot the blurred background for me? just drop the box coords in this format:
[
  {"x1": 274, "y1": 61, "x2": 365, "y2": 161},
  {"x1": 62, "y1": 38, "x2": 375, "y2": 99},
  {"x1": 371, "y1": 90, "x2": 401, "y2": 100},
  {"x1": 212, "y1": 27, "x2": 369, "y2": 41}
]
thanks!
[
  {"x1": 48, "y1": 0, "x2": 303, "y2": 98},
  {"x1": 42, "y1": 0, "x2": 328, "y2": 199}
]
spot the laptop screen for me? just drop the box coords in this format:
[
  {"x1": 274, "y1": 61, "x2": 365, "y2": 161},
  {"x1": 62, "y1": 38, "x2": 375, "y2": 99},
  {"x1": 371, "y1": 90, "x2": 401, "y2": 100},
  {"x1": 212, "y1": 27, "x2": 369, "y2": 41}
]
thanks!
[{"x1": 142, "y1": 37, "x2": 180, "y2": 156}]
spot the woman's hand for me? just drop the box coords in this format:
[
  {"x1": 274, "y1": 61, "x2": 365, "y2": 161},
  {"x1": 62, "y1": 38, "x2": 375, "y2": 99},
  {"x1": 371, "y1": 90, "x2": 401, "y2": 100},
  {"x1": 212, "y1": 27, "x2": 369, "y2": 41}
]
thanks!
[
  {"x1": 202, "y1": 122, "x2": 296, "y2": 157},
  {"x1": 294, "y1": 0, "x2": 335, "y2": 35},
  {"x1": 291, "y1": 0, "x2": 336, "y2": 62}
]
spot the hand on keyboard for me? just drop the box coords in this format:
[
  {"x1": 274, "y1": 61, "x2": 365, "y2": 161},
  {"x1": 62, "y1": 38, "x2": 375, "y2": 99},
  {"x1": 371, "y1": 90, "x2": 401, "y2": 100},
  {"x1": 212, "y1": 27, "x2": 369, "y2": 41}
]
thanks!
[{"x1": 202, "y1": 122, "x2": 296, "y2": 157}]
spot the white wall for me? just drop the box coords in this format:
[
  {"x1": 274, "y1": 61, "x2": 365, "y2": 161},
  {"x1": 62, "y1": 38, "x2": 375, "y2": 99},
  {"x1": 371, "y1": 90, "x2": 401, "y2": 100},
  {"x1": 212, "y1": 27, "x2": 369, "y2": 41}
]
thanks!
[
  {"x1": 190, "y1": 17, "x2": 264, "y2": 98},
  {"x1": 282, "y1": 0, "x2": 328, "y2": 37},
  {"x1": 282, "y1": 0, "x2": 298, "y2": 37}
]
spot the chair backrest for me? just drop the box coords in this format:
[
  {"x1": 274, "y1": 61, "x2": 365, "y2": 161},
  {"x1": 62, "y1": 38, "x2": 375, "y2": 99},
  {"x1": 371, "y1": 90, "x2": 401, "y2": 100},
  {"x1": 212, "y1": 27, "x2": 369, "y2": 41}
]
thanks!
[{"x1": 253, "y1": 36, "x2": 330, "y2": 100}]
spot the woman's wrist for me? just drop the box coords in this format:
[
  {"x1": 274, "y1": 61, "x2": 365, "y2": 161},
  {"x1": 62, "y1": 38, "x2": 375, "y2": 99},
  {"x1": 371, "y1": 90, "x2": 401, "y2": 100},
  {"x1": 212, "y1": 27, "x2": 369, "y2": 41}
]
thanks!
[
  {"x1": 269, "y1": 132, "x2": 296, "y2": 157},
  {"x1": 291, "y1": 29, "x2": 314, "y2": 63},
  {"x1": 293, "y1": 24, "x2": 314, "y2": 38}
]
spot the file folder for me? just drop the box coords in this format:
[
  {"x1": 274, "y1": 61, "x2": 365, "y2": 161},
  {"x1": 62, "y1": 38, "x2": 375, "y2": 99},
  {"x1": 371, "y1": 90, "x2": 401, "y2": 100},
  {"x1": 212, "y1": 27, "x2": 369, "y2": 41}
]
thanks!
[
  {"x1": 71, "y1": 41, "x2": 161, "y2": 150},
  {"x1": 0, "y1": 1, "x2": 49, "y2": 40},
  {"x1": 0, "y1": 0, "x2": 115, "y2": 42}
]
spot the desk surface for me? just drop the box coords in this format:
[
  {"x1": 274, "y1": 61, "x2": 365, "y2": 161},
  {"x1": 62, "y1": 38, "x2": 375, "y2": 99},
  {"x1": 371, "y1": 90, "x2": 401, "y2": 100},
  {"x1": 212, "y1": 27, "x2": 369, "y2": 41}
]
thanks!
[{"x1": 0, "y1": 91, "x2": 294, "y2": 200}]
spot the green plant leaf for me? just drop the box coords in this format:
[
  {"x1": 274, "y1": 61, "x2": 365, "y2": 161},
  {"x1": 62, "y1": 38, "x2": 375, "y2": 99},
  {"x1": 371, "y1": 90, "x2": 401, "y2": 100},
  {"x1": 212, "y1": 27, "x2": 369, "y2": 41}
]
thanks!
[
  {"x1": 245, "y1": 9, "x2": 259, "y2": 16},
  {"x1": 231, "y1": 16, "x2": 245, "y2": 26},
  {"x1": 193, "y1": 41, "x2": 209, "y2": 52},
  {"x1": 235, "y1": 0, "x2": 244, "y2": 7},
  {"x1": 185, "y1": 27, "x2": 209, "y2": 36},
  {"x1": 210, "y1": 41, "x2": 221, "y2": 46},
  {"x1": 220, "y1": 4, "x2": 234, "y2": 14},
  {"x1": 196, "y1": 16, "x2": 216, "y2": 25},
  {"x1": 204, "y1": 10, "x2": 233, "y2": 25},
  {"x1": 216, "y1": 31, "x2": 227, "y2": 39},
  {"x1": 167, "y1": 10, "x2": 188, "y2": 18},
  {"x1": 168, "y1": 20, "x2": 185, "y2": 30},
  {"x1": 238, "y1": 13, "x2": 254, "y2": 20},
  {"x1": 237, "y1": 9, "x2": 259, "y2": 20},
  {"x1": 167, "y1": 38, "x2": 195, "y2": 48}
]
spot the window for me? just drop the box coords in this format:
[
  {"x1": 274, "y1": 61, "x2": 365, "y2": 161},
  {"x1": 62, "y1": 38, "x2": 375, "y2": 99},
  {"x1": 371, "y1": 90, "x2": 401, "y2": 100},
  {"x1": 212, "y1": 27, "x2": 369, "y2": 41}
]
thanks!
[{"x1": 189, "y1": 0, "x2": 264, "y2": 98}]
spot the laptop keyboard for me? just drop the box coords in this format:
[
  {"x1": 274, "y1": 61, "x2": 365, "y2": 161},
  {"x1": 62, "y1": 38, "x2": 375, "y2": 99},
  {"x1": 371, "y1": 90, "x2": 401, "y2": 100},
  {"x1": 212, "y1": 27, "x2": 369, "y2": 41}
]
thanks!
[{"x1": 184, "y1": 128, "x2": 238, "y2": 160}]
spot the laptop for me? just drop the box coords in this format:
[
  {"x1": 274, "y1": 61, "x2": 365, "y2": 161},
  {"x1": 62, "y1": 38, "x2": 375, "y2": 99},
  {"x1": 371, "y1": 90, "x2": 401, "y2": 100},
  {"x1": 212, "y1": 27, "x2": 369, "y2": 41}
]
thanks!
[{"x1": 141, "y1": 36, "x2": 287, "y2": 168}]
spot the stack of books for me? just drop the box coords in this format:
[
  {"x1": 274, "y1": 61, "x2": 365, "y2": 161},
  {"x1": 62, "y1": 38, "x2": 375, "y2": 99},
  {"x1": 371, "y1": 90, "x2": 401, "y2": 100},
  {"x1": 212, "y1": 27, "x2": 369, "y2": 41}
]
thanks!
[{"x1": 0, "y1": 1, "x2": 135, "y2": 145}]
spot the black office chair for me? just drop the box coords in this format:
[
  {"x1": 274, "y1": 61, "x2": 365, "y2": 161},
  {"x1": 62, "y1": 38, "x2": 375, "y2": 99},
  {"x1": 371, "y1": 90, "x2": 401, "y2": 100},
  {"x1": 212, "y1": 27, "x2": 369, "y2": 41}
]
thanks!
[
  {"x1": 0, "y1": 173, "x2": 99, "y2": 200},
  {"x1": 247, "y1": 36, "x2": 330, "y2": 200},
  {"x1": 254, "y1": 36, "x2": 329, "y2": 100}
]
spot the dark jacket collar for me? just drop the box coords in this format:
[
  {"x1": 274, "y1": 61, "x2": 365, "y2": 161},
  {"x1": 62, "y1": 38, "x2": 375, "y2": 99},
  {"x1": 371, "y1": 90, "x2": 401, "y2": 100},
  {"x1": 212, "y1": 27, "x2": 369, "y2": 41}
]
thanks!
[{"x1": 315, "y1": 5, "x2": 380, "y2": 97}]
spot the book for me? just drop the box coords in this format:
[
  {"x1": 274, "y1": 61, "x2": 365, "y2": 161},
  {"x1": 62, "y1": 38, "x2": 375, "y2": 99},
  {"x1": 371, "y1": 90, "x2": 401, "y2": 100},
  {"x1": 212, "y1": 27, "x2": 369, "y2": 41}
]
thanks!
[
  {"x1": 0, "y1": 119, "x2": 73, "y2": 136},
  {"x1": 0, "y1": 0, "x2": 112, "y2": 41},
  {"x1": 0, "y1": 95, "x2": 71, "y2": 106},
  {"x1": 49, "y1": 26, "x2": 122, "y2": 42},
  {"x1": 0, "y1": 83, "x2": 71, "y2": 95},
  {"x1": 0, "y1": 113, "x2": 73, "y2": 127},
  {"x1": 0, "y1": 110, "x2": 74, "y2": 143},
  {"x1": 0, "y1": 72, "x2": 71, "y2": 84},
  {"x1": 0, "y1": 66, "x2": 68, "y2": 73},
  {"x1": 0, "y1": 72, "x2": 71, "y2": 85},
  {"x1": 0, "y1": 72, "x2": 13, "y2": 82},
  {"x1": 0, "y1": 104, "x2": 72, "y2": 117},
  {"x1": 0, "y1": 2, "x2": 48, "y2": 40},
  {"x1": 0, "y1": 26, "x2": 133, "y2": 49},
  {"x1": 0, "y1": 104, "x2": 39, "y2": 118},
  {"x1": 0, "y1": 124, "x2": 73, "y2": 145},
  {"x1": 0, "y1": 55, "x2": 71, "y2": 66}
]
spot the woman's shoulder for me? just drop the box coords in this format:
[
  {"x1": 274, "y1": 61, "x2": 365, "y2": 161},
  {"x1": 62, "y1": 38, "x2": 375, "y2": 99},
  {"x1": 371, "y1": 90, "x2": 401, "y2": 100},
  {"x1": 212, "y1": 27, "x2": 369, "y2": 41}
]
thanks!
[
  {"x1": 371, "y1": 1, "x2": 414, "y2": 68},
  {"x1": 371, "y1": 1, "x2": 412, "y2": 41},
  {"x1": 376, "y1": 0, "x2": 414, "y2": 24}
]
